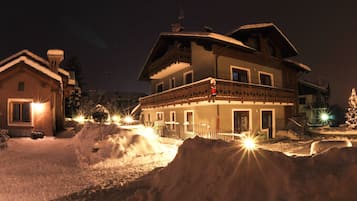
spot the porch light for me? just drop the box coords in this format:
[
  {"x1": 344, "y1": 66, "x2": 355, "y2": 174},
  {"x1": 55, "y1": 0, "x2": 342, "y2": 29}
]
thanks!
[
  {"x1": 73, "y1": 114, "x2": 85, "y2": 124},
  {"x1": 123, "y1": 115, "x2": 134, "y2": 124},
  {"x1": 32, "y1": 102, "x2": 45, "y2": 113},
  {"x1": 242, "y1": 137, "x2": 256, "y2": 151},
  {"x1": 111, "y1": 114, "x2": 121, "y2": 123},
  {"x1": 320, "y1": 112, "x2": 330, "y2": 122}
]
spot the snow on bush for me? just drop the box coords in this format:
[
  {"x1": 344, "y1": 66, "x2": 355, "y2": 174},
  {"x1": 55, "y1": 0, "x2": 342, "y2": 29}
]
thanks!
[
  {"x1": 74, "y1": 123, "x2": 179, "y2": 167},
  {"x1": 125, "y1": 136, "x2": 357, "y2": 201}
]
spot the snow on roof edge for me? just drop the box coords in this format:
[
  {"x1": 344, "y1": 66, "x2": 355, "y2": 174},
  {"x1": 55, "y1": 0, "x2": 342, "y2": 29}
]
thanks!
[
  {"x1": 0, "y1": 56, "x2": 63, "y2": 86},
  {"x1": 0, "y1": 49, "x2": 50, "y2": 67},
  {"x1": 284, "y1": 59, "x2": 311, "y2": 72},
  {"x1": 161, "y1": 32, "x2": 255, "y2": 51}
]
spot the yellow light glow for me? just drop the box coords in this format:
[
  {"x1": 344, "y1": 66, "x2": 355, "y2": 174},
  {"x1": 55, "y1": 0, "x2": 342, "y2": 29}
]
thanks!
[
  {"x1": 73, "y1": 115, "x2": 85, "y2": 124},
  {"x1": 123, "y1": 115, "x2": 134, "y2": 124},
  {"x1": 32, "y1": 102, "x2": 45, "y2": 113},
  {"x1": 242, "y1": 137, "x2": 256, "y2": 150},
  {"x1": 111, "y1": 115, "x2": 121, "y2": 123}
]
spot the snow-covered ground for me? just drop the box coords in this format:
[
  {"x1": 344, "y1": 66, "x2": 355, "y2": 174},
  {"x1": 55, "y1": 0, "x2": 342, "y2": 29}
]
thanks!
[{"x1": 0, "y1": 123, "x2": 181, "y2": 201}]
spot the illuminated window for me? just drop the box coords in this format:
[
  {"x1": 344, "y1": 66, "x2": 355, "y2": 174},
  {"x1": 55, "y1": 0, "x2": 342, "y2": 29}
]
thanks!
[
  {"x1": 259, "y1": 72, "x2": 273, "y2": 86},
  {"x1": 8, "y1": 99, "x2": 33, "y2": 126},
  {"x1": 233, "y1": 110, "x2": 250, "y2": 133},
  {"x1": 184, "y1": 110, "x2": 194, "y2": 133},
  {"x1": 184, "y1": 71, "x2": 193, "y2": 84},
  {"x1": 18, "y1": 82, "x2": 25, "y2": 91},
  {"x1": 232, "y1": 67, "x2": 250, "y2": 83}
]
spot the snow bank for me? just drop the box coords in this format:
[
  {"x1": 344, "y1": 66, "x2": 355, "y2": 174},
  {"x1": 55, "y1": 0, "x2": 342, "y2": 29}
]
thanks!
[
  {"x1": 74, "y1": 123, "x2": 180, "y2": 166},
  {"x1": 126, "y1": 136, "x2": 357, "y2": 201}
]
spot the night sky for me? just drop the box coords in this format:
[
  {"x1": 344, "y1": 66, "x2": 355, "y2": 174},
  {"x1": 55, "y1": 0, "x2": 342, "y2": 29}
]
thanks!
[{"x1": 1, "y1": 0, "x2": 357, "y2": 107}]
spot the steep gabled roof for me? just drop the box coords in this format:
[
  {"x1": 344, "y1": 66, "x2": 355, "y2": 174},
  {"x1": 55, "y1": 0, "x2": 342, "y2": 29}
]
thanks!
[
  {"x1": 0, "y1": 50, "x2": 62, "y2": 84},
  {"x1": 227, "y1": 23, "x2": 298, "y2": 58},
  {"x1": 138, "y1": 32, "x2": 256, "y2": 81}
]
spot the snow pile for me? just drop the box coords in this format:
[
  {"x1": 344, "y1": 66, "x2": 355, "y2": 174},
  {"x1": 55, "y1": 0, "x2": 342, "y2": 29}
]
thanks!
[
  {"x1": 126, "y1": 137, "x2": 357, "y2": 201},
  {"x1": 74, "y1": 123, "x2": 180, "y2": 166}
]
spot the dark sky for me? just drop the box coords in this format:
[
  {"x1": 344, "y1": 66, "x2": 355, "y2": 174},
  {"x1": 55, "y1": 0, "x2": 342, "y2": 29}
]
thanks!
[{"x1": 1, "y1": 0, "x2": 357, "y2": 107}]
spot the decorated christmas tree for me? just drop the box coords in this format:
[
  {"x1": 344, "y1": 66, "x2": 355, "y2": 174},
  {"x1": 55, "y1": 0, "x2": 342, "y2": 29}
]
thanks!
[{"x1": 345, "y1": 88, "x2": 357, "y2": 129}]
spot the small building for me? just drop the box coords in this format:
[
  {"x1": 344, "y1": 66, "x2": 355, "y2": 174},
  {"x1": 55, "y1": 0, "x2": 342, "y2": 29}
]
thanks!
[
  {"x1": 0, "y1": 49, "x2": 76, "y2": 136},
  {"x1": 138, "y1": 23, "x2": 311, "y2": 139},
  {"x1": 298, "y1": 79, "x2": 329, "y2": 126}
]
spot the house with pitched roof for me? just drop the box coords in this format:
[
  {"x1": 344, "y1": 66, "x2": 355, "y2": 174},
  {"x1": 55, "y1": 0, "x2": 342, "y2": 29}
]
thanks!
[
  {"x1": 138, "y1": 23, "x2": 311, "y2": 139},
  {"x1": 0, "y1": 49, "x2": 76, "y2": 136}
]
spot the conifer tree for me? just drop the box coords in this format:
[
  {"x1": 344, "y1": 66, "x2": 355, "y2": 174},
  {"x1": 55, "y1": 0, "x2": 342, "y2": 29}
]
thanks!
[{"x1": 345, "y1": 88, "x2": 357, "y2": 129}]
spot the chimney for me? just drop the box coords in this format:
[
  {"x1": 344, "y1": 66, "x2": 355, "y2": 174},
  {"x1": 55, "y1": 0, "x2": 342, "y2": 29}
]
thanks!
[{"x1": 47, "y1": 49, "x2": 64, "y2": 73}]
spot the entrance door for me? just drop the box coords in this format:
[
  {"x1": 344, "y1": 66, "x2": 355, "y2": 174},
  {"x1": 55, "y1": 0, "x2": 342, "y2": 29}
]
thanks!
[
  {"x1": 233, "y1": 111, "x2": 249, "y2": 133},
  {"x1": 262, "y1": 111, "x2": 273, "y2": 138}
]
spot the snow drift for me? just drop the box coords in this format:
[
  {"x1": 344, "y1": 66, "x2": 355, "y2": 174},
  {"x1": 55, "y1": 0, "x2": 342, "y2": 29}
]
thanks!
[
  {"x1": 74, "y1": 123, "x2": 180, "y2": 166},
  {"x1": 126, "y1": 137, "x2": 357, "y2": 201}
]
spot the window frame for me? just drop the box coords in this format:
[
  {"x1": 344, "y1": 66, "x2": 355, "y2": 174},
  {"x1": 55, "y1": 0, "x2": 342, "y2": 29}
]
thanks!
[
  {"x1": 156, "y1": 112, "x2": 164, "y2": 121},
  {"x1": 184, "y1": 110, "x2": 194, "y2": 134},
  {"x1": 231, "y1": 109, "x2": 252, "y2": 134},
  {"x1": 230, "y1": 66, "x2": 251, "y2": 83},
  {"x1": 183, "y1": 70, "x2": 193, "y2": 85},
  {"x1": 169, "y1": 77, "x2": 176, "y2": 89},
  {"x1": 7, "y1": 98, "x2": 34, "y2": 127},
  {"x1": 156, "y1": 82, "x2": 164, "y2": 93},
  {"x1": 169, "y1": 111, "x2": 176, "y2": 130},
  {"x1": 258, "y1": 71, "x2": 274, "y2": 87}
]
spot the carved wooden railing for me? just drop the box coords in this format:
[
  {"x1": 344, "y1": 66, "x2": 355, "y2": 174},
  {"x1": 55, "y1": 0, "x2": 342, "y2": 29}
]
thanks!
[{"x1": 140, "y1": 78, "x2": 296, "y2": 108}]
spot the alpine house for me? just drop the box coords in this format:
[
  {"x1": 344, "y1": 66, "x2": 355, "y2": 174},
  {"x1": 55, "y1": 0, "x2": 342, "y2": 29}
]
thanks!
[{"x1": 138, "y1": 23, "x2": 311, "y2": 139}]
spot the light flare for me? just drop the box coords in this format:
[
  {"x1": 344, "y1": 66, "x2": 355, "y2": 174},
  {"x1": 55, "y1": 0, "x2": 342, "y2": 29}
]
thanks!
[
  {"x1": 123, "y1": 115, "x2": 134, "y2": 124},
  {"x1": 32, "y1": 102, "x2": 45, "y2": 113},
  {"x1": 242, "y1": 137, "x2": 257, "y2": 151}
]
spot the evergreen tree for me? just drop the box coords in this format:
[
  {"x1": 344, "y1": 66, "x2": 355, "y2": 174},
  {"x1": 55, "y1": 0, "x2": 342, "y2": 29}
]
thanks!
[{"x1": 345, "y1": 88, "x2": 357, "y2": 129}]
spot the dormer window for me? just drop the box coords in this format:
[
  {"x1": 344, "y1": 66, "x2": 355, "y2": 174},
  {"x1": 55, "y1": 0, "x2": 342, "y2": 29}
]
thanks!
[{"x1": 184, "y1": 71, "x2": 193, "y2": 84}]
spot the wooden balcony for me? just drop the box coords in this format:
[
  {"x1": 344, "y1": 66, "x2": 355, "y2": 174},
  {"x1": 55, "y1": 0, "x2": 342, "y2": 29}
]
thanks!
[
  {"x1": 148, "y1": 47, "x2": 191, "y2": 75},
  {"x1": 140, "y1": 78, "x2": 296, "y2": 109}
]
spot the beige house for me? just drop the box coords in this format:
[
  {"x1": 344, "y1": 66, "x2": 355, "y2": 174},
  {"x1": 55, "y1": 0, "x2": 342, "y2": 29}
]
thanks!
[
  {"x1": 138, "y1": 23, "x2": 311, "y2": 139},
  {"x1": 0, "y1": 49, "x2": 76, "y2": 136}
]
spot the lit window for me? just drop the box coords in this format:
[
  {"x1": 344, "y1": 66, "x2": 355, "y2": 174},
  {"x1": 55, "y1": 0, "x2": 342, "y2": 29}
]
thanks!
[
  {"x1": 259, "y1": 73, "x2": 273, "y2": 86},
  {"x1": 8, "y1": 99, "x2": 32, "y2": 126},
  {"x1": 232, "y1": 68, "x2": 249, "y2": 83}
]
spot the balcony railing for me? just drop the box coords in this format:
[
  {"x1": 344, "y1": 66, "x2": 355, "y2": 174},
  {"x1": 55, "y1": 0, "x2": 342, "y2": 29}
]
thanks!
[{"x1": 140, "y1": 78, "x2": 296, "y2": 108}]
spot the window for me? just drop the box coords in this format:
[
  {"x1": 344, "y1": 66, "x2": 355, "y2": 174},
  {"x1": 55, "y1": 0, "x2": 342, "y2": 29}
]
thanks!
[
  {"x1": 156, "y1": 112, "x2": 164, "y2": 121},
  {"x1": 8, "y1": 99, "x2": 32, "y2": 126},
  {"x1": 184, "y1": 71, "x2": 193, "y2": 84},
  {"x1": 233, "y1": 110, "x2": 250, "y2": 134},
  {"x1": 299, "y1": 97, "x2": 306, "y2": 105},
  {"x1": 259, "y1": 72, "x2": 273, "y2": 86},
  {"x1": 169, "y1": 111, "x2": 176, "y2": 130},
  {"x1": 147, "y1": 114, "x2": 151, "y2": 122},
  {"x1": 170, "y1": 77, "x2": 175, "y2": 89},
  {"x1": 184, "y1": 110, "x2": 194, "y2": 133},
  {"x1": 232, "y1": 67, "x2": 249, "y2": 83},
  {"x1": 156, "y1": 82, "x2": 163, "y2": 93},
  {"x1": 18, "y1": 82, "x2": 24, "y2": 91}
]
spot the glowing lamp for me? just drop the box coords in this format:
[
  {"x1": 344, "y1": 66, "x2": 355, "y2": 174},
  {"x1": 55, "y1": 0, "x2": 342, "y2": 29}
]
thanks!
[
  {"x1": 74, "y1": 115, "x2": 85, "y2": 124},
  {"x1": 111, "y1": 115, "x2": 121, "y2": 123},
  {"x1": 32, "y1": 102, "x2": 45, "y2": 113},
  {"x1": 123, "y1": 115, "x2": 134, "y2": 124},
  {"x1": 320, "y1": 112, "x2": 329, "y2": 122},
  {"x1": 242, "y1": 137, "x2": 256, "y2": 151}
]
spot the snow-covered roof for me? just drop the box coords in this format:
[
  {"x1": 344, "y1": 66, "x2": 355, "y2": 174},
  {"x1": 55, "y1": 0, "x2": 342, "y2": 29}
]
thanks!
[
  {"x1": 68, "y1": 79, "x2": 76, "y2": 85},
  {"x1": 58, "y1": 68, "x2": 70, "y2": 77},
  {"x1": 0, "y1": 49, "x2": 49, "y2": 67},
  {"x1": 0, "y1": 55, "x2": 62, "y2": 85},
  {"x1": 284, "y1": 59, "x2": 311, "y2": 72},
  {"x1": 161, "y1": 32, "x2": 255, "y2": 51},
  {"x1": 299, "y1": 79, "x2": 329, "y2": 92},
  {"x1": 227, "y1": 23, "x2": 298, "y2": 57}
]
